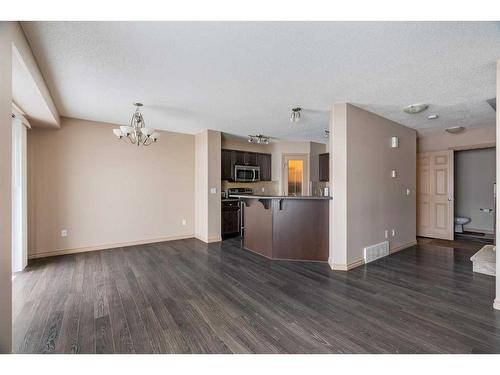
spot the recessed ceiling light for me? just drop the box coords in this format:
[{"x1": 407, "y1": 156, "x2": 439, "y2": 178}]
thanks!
[
  {"x1": 427, "y1": 114, "x2": 439, "y2": 120},
  {"x1": 445, "y1": 126, "x2": 465, "y2": 134},
  {"x1": 403, "y1": 103, "x2": 429, "y2": 114}
]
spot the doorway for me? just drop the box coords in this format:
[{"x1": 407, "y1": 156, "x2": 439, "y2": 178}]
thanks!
[
  {"x1": 453, "y1": 147, "x2": 495, "y2": 244},
  {"x1": 282, "y1": 154, "x2": 309, "y2": 196},
  {"x1": 417, "y1": 147, "x2": 496, "y2": 243}
]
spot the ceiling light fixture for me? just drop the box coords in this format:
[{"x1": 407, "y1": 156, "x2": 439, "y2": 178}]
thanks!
[
  {"x1": 445, "y1": 126, "x2": 465, "y2": 134},
  {"x1": 403, "y1": 103, "x2": 429, "y2": 114},
  {"x1": 113, "y1": 103, "x2": 159, "y2": 146},
  {"x1": 248, "y1": 134, "x2": 270, "y2": 144},
  {"x1": 427, "y1": 114, "x2": 439, "y2": 120},
  {"x1": 290, "y1": 107, "x2": 302, "y2": 122}
]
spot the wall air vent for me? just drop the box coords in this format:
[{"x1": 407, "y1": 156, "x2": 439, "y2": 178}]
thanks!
[{"x1": 363, "y1": 241, "x2": 390, "y2": 263}]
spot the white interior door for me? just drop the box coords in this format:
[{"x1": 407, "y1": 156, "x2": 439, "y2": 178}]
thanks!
[{"x1": 417, "y1": 150, "x2": 454, "y2": 240}]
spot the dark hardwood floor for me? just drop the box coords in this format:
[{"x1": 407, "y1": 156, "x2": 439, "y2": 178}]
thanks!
[{"x1": 13, "y1": 237, "x2": 500, "y2": 353}]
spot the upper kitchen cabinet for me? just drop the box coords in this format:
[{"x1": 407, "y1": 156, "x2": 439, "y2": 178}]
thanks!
[
  {"x1": 257, "y1": 153, "x2": 272, "y2": 181},
  {"x1": 221, "y1": 149, "x2": 272, "y2": 181},
  {"x1": 243, "y1": 151, "x2": 257, "y2": 166},
  {"x1": 221, "y1": 149, "x2": 233, "y2": 180},
  {"x1": 319, "y1": 153, "x2": 329, "y2": 182},
  {"x1": 231, "y1": 150, "x2": 245, "y2": 166}
]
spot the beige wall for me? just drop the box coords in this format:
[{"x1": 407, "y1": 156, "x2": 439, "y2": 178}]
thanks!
[
  {"x1": 194, "y1": 130, "x2": 221, "y2": 242},
  {"x1": 221, "y1": 135, "x2": 272, "y2": 154},
  {"x1": 0, "y1": 21, "x2": 13, "y2": 353},
  {"x1": 418, "y1": 126, "x2": 495, "y2": 152},
  {"x1": 28, "y1": 117, "x2": 195, "y2": 257},
  {"x1": 0, "y1": 20, "x2": 57, "y2": 353},
  {"x1": 331, "y1": 104, "x2": 417, "y2": 269}
]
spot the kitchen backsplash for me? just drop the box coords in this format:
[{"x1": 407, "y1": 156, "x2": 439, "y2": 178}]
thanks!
[
  {"x1": 222, "y1": 180, "x2": 329, "y2": 197},
  {"x1": 222, "y1": 180, "x2": 280, "y2": 196}
]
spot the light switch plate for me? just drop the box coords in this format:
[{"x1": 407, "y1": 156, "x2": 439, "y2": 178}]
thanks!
[
  {"x1": 210, "y1": 187, "x2": 217, "y2": 194},
  {"x1": 61, "y1": 229, "x2": 68, "y2": 237}
]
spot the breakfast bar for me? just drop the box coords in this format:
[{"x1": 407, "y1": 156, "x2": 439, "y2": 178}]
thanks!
[{"x1": 229, "y1": 195, "x2": 331, "y2": 262}]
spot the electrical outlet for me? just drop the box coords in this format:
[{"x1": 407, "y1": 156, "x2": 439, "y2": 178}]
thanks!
[
  {"x1": 210, "y1": 187, "x2": 217, "y2": 194},
  {"x1": 181, "y1": 219, "x2": 187, "y2": 226},
  {"x1": 406, "y1": 188, "x2": 411, "y2": 196},
  {"x1": 261, "y1": 187, "x2": 265, "y2": 193},
  {"x1": 61, "y1": 229, "x2": 68, "y2": 237},
  {"x1": 384, "y1": 230, "x2": 388, "y2": 239},
  {"x1": 391, "y1": 229, "x2": 395, "y2": 237}
]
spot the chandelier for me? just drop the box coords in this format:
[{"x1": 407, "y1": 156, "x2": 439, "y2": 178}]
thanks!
[
  {"x1": 113, "y1": 103, "x2": 159, "y2": 146},
  {"x1": 290, "y1": 107, "x2": 301, "y2": 122},
  {"x1": 248, "y1": 134, "x2": 270, "y2": 144}
]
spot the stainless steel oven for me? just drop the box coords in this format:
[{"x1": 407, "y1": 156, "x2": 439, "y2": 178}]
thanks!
[{"x1": 234, "y1": 165, "x2": 260, "y2": 182}]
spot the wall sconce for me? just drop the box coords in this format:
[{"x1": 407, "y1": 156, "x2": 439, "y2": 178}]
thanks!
[
  {"x1": 391, "y1": 170, "x2": 397, "y2": 178},
  {"x1": 391, "y1": 136, "x2": 399, "y2": 148}
]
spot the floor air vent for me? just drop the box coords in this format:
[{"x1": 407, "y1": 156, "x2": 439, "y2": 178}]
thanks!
[{"x1": 363, "y1": 241, "x2": 390, "y2": 263}]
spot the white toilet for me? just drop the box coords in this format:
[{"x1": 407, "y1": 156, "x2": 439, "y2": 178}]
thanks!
[{"x1": 454, "y1": 216, "x2": 471, "y2": 233}]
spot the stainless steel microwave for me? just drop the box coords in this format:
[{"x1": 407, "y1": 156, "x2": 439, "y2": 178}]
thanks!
[{"x1": 234, "y1": 165, "x2": 260, "y2": 182}]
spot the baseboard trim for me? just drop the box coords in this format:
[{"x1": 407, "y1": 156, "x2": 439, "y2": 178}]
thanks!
[
  {"x1": 331, "y1": 258, "x2": 365, "y2": 271},
  {"x1": 464, "y1": 227, "x2": 494, "y2": 235},
  {"x1": 194, "y1": 235, "x2": 222, "y2": 244},
  {"x1": 494, "y1": 299, "x2": 500, "y2": 311},
  {"x1": 329, "y1": 239, "x2": 417, "y2": 271},
  {"x1": 390, "y1": 240, "x2": 418, "y2": 254},
  {"x1": 28, "y1": 234, "x2": 195, "y2": 259}
]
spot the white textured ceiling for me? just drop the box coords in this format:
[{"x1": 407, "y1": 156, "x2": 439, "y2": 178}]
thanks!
[{"x1": 22, "y1": 21, "x2": 500, "y2": 142}]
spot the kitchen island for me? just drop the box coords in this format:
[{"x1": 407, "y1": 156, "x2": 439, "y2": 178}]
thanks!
[{"x1": 229, "y1": 195, "x2": 331, "y2": 262}]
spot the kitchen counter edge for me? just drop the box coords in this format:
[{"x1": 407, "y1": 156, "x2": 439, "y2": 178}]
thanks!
[{"x1": 229, "y1": 194, "x2": 332, "y2": 200}]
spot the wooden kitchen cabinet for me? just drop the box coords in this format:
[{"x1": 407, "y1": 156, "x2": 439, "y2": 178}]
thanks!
[
  {"x1": 221, "y1": 149, "x2": 233, "y2": 180},
  {"x1": 319, "y1": 153, "x2": 329, "y2": 182},
  {"x1": 221, "y1": 149, "x2": 272, "y2": 181},
  {"x1": 257, "y1": 153, "x2": 272, "y2": 181},
  {"x1": 221, "y1": 200, "x2": 241, "y2": 238}
]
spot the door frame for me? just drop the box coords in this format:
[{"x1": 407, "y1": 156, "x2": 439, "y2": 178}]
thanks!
[
  {"x1": 282, "y1": 153, "x2": 309, "y2": 196},
  {"x1": 452, "y1": 145, "x2": 496, "y2": 243},
  {"x1": 417, "y1": 150, "x2": 454, "y2": 240}
]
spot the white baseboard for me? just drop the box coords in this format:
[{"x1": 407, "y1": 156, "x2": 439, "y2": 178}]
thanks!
[
  {"x1": 28, "y1": 234, "x2": 194, "y2": 259},
  {"x1": 329, "y1": 239, "x2": 417, "y2": 271},
  {"x1": 194, "y1": 235, "x2": 222, "y2": 244},
  {"x1": 464, "y1": 227, "x2": 494, "y2": 235},
  {"x1": 494, "y1": 299, "x2": 500, "y2": 311},
  {"x1": 390, "y1": 240, "x2": 418, "y2": 254},
  {"x1": 330, "y1": 258, "x2": 365, "y2": 271}
]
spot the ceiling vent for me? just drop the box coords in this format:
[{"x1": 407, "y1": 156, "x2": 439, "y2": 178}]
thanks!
[{"x1": 486, "y1": 98, "x2": 496, "y2": 111}]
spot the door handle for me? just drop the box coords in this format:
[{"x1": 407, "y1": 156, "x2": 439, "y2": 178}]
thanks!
[
  {"x1": 448, "y1": 197, "x2": 453, "y2": 202},
  {"x1": 252, "y1": 169, "x2": 256, "y2": 181}
]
